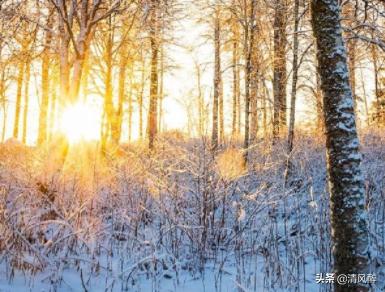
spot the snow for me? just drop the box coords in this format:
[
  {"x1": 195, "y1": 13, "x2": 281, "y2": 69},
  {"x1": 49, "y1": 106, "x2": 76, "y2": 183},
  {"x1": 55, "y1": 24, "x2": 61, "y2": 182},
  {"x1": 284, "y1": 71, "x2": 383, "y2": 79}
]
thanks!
[{"x1": 0, "y1": 133, "x2": 384, "y2": 291}]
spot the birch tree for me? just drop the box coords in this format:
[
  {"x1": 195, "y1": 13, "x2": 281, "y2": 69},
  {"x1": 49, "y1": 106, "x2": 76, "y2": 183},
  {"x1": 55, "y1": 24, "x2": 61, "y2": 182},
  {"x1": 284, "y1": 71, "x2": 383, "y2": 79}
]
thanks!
[
  {"x1": 272, "y1": 0, "x2": 288, "y2": 141},
  {"x1": 311, "y1": 1, "x2": 370, "y2": 291}
]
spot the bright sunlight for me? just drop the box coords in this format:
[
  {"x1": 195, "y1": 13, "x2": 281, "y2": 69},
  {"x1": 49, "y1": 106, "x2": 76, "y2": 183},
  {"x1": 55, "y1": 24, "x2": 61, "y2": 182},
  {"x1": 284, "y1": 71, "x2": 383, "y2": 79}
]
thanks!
[
  {"x1": 58, "y1": 103, "x2": 101, "y2": 144},
  {"x1": 2, "y1": 0, "x2": 385, "y2": 291}
]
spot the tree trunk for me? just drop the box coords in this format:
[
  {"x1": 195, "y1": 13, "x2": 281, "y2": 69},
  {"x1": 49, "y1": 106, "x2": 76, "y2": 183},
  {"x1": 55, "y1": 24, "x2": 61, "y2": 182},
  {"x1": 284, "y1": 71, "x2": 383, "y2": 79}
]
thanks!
[
  {"x1": 104, "y1": 20, "x2": 115, "y2": 146},
  {"x1": 100, "y1": 111, "x2": 108, "y2": 152},
  {"x1": 212, "y1": 10, "x2": 220, "y2": 150},
  {"x1": 0, "y1": 8, "x2": 4, "y2": 142},
  {"x1": 311, "y1": 1, "x2": 369, "y2": 291},
  {"x1": 80, "y1": 48, "x2": 91, "y2": 101},
  {"x1": 49, "y1": 80, "x2": 57, "y2": 140},
  {"x1": 219, "y1": 77, "x2": 224, "y2": 142},
  {"x1": 195, "y1": 60, "x2": 204, "y2": 136},
  {"x1": 0, "y1": 68, "x2": 6, "y2": 143},
  {"x1": 70, "y1": 57, "x2": 85, "y2": 103},
  {"x1": 262, "y1": 80, "x2": 267, "y2": 138},
  {"x1": 273, "y1": 0, "x2": 287, "y2": 141},
  {"x1": 38, "y1": 15, "x2": 53, "y2": 146},
  {"x1": 348, "y1": 40, "x2": 357, "y2": 111},
  {"x1": 128, "y1": 67, "x2": 133, "y2": 142},
  {"x1": 231, "y1": 16, "x2": 240, "y2": 139},
  {"x1": 147, "y1": 0, "x2": 159, "y2": 150},
  {"x1": 284, "y1": 0, "x2": 299, "y2": 184},
  {"x1": 13, "y1": 58, "x2": 25, "y2": 139},
  {"x1": 58, "y1": 14, "x2": 70, "y2": 111},
  {"x1": 236, "y1": 54, "x2": 241, "y2": 138},
  {"x1": 359, "y1": 67, "x2": 370, "y2": 126},
  {"x1": 69, "y1": 36, "x2": 89, "y2": 103},
  {"x1": 158, "y1": 44, "x2": 164, "y2": 133},
  {"x1": 250, "y1": 30, "x2": 259, "y2": 145},
  {"x1": 116, "y1": 44, "x2": 128, "y2": 143},
  {"x1": 315, "y1": 68, "x2": 324, "y2": 131},
  {"x1": 343, "y1": 2, "x2": 357, "y2": 115},
  {"x1": 139, "y1": 57, "x2": 145, "y2": 140},
  {"x1": 22, "y1": 59, "x2": 31, "y2": 144},
  {"x1": 249, "y1": 85, "x2": 258, "y2": 145},
  {"x1": 1, "y1": 101, "x2": 5, "y2": 143},
  {"x1": 104, "y1": 41, "x2": 112, "y2": 142},
  {"x1": 243, "y1": 0, "x2": 256, "y2": 164},
  {"x1": 371, "y1": 44, "x2": 381, "y2": 120}
]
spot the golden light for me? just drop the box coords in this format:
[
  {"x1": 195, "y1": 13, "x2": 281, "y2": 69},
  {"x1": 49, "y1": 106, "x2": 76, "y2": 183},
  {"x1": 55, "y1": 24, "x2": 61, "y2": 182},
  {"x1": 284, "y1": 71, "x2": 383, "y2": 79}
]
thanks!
[{"x1": 58, "y1": 103, "x2": 101, "y2": 144}]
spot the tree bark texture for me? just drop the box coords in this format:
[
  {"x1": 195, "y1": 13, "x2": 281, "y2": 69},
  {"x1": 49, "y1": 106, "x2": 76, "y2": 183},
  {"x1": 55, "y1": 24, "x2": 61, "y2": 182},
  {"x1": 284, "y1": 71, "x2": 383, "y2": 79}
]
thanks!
[{"x1": 311, "y1": 1, "x2": 370, "y2": 291}]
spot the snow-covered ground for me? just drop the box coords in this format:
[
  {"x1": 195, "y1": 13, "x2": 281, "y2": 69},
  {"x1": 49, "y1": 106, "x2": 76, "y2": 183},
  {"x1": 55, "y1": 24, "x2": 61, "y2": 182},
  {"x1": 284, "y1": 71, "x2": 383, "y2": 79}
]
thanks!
[{"x1": 0, "y1": 132, "x2": 384, "y2": 291}]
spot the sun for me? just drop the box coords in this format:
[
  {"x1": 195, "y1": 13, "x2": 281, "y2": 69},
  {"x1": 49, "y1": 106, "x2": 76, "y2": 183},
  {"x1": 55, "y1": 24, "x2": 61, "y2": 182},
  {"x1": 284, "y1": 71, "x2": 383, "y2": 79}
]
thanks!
[{"x1": 58, "y1": 102, "x2": 101, "y2": 144}]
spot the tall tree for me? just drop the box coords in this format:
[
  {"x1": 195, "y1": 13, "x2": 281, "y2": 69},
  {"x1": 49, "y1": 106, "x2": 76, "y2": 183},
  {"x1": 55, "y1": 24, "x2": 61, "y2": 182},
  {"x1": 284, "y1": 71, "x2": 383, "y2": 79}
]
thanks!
[
  {"x1": 138, "y1": 54, "x2": 145, "y2": 140},
  {"x1": 311, "y1": 1, "x2": 369, "y2": 291},
  {"x1": 315, "y1": 62, "x2": 324, "y2": 131},
  {"x1": 193, "y1": 56, "x2": 205, "y2": 137},
  {"x1": 249, "y1": 21, "x2": 260, "y2": 146},
  {"x1": 38, "y1": 11, "x2": 53, "y2": 146},
  {"x1": 343, "y1": 1, "x2": 358, "y2": 114},
  {"x1": 13, "y1": 42, "x2": 27, "y2": 139},
  {"x1": 272, "y1": 0, "x2": 288, "y2": 141},
  {"x1": 371, "y1": 43, "x2": 381, "y2": 119},
  {"x1": 116, "y1": 37, "x2": 129, "y2": 144},
  {"x1": 22, "y1": 58, "x2": 31, "y2": 144},
  {"x1": 102, "y1": 13, "x2": 114, "y2": 149},
  {"x1": 242, "y1": 0, "x2": 257, "y2": 164},
  {"x1": 147, "y1": 0, "x2": 159, "y2": 150},
  {"x1": 51, "y1": 0, "x2": 121, "y2": 104},
  {"x1": 48, "y1": 72, "x2": 58, "y2": 140},
  {"x1": 127, "y1": 66, "x2": 134, "y2": 141},
  {"x1": 219, "y1": 68, "x2": 224, "y2": 142},
  {"x1": 0, "y1": 32, "x2": 10, "y2": 143},
  {"x1": 158, "y1": 39, "x2": 164, "y2": 133},
  {"x1": 231, "y1": 11, "x2": 240, "y2": 139},
  {"x1": 211, "y1": 5, "x2": 221, "y2": 151},
  {"x1": 284, "y1": 0, "x2": 299, "y2": 183}
]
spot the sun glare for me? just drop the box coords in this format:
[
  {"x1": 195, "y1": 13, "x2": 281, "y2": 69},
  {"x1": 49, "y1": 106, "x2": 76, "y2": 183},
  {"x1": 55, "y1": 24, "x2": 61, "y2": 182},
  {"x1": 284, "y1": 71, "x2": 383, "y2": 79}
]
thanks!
[{"x1": 59, "y1": 103, "x2": 101, "y2": 144}]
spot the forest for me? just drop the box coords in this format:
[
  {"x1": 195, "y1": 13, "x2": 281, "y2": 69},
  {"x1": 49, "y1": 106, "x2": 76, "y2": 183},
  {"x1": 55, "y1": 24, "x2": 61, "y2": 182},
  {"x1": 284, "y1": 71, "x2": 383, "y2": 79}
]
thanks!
[{"x1": 0, "y1": 0, "x2": 384, "y2": 291}]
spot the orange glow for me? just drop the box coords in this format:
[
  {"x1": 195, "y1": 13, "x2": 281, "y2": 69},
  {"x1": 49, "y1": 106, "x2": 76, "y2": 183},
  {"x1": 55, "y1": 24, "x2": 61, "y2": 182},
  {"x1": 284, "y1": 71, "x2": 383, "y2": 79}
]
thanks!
[{"x1": 58, "y1": 103, "x2": 101, "y2": 144}]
